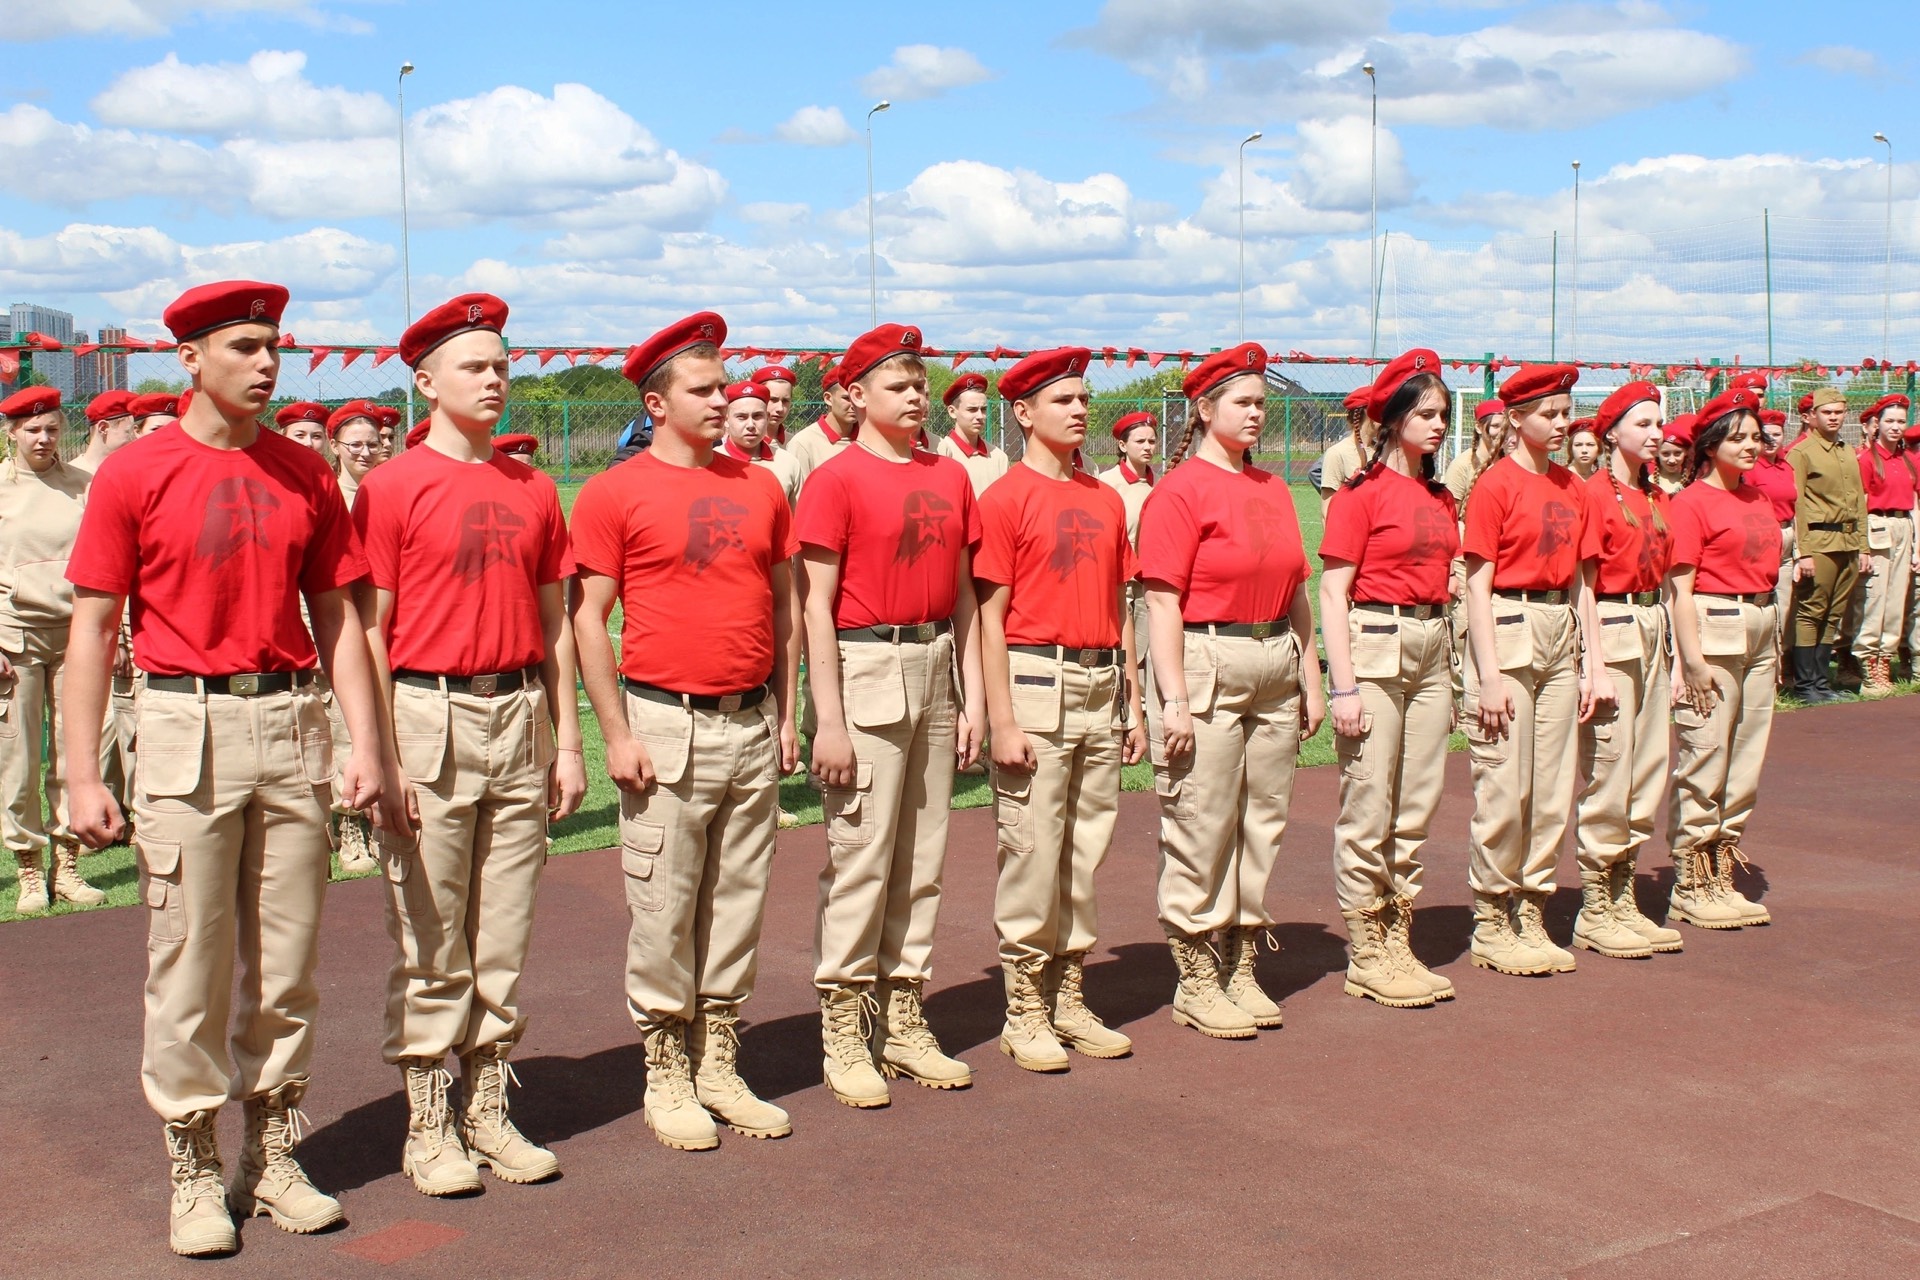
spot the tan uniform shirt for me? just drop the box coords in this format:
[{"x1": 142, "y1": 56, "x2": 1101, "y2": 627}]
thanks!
[
  {"x1": 1788, "y1": 432, "x2": 1869, "y2": 554},
  {"x1": 784, "y1": 418, "x2": 851, "y2": 489},
  {"x1": 1095, "y1": 463, "x2": 1153, "y2": 549},
  {"x1": 935, "y1": 432, "x2": 1010, "y2": 497},
  {"x1": 1317, "y1": 434, "x2": 1364, "y2": 511},
  {"x1": 753, "y1": 448, "x2": 803, "y2": 510},
  {"x1": 0, "y1": 460, "x2": 89, "y2": 646},
  {"x1": 1443, "y1": 451, "x2": 1482, "y2": 509},
  {"x1": 336, "y1": 468, "x2": 361, "y2": 512}
]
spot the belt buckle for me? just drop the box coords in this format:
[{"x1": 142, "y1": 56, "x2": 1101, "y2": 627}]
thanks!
[
  {"x1": 471, "y1": 674, "x2": 499, "y2": 697},
  {"x1": 1077, "y1": 647, "x2": 1098, "y2": 666},
  {"x1": 1250, "y1": 622, "x2": 1273, "y2": 640},
  {"x1": 914, "y1": 622, "x2": 936, "y2": 642},
  {"x1": 718, "y1": 693, "x2": 743, "y2": 713},
  {"x1": 230, "y1": 673, "x2": 260, "y2": 695}
]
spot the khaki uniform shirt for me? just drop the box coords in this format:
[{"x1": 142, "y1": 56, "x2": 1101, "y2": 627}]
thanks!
[
  {"x1": 1443, "y1": 451, "x2": 1482, "y2": 510},
  {"x1": 0, "y1": 459, "x2": 89, "y2": 648},
  {"x1": 752, "y1": 448, "x2": 804, "y2": 511},
  {"x1": 1096, "y1": 463, "x2": 1153, "y2": 550},
  {"x1": 935, "y1": 432, "x2": 1010, "y2": 497},
  {"x1": 784, "y1": 418, "x2": 851, "y2": 489},
  {"x1": 1318, "y1": 434, "x2": 1364, "y2": 512},
  {"x1": 1788, "y1": 432, "x2": 1869, "y2": 554}
]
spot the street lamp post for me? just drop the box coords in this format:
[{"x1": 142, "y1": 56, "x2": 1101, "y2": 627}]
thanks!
[
  {"x1": 398, "y1": 61, "x2": 415, "y2": 435},
  {"x1": 1238, "y1": 130, "x2": 1263, "y2": 341},
  {"x1": 1570, "y1": 159, "x2": 1581, "y2": 362},
  {"x1": 1364, "y1": 62, "x2": 1378, "y2": 360},
  {"x1": 865, "y1": 100, "x2": 891, "y2": 327},
  {"x1": 1875, "y1": 132, "x2": 1893, "y2": 372}
]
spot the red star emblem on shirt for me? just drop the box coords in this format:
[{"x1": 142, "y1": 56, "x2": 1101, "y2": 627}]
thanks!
[
  {"x1": 1048, "y1": 507, "x2": 1105, "y2": 580},
  {"x1": 195, "y1": 477, "x2": 282, "y2": 570},
  {"x1": 452, "y1": 501, "x2": 527, "y2": 584}
]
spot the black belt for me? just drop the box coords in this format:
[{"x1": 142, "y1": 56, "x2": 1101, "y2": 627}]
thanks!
[
  {"x1": 1872, "y1": 510, "x2": 1912, "y2": 519},
  {"x1": 395, "y1": 666, "x2": 535, "y2": 697},
  {"x1": 145, "y1": 670, "x2": 315, "y2": 696},
  {"x1": 1185, "y1": 619, "x2": 1290, "y2": 639},
  {"x1": 1807, "y1": 521, "x2": 1855, "y2": 532},
  {"x1": 1597, "y1": 591, "x2": 1661, "y2": 607},
  {"x1": 1008, "y1": 643, "x2": 1120, "y2": 667},
  {"x1": 1494, "y1": 589, "x2": 1569, "y2": 605},
  {"x1": 623, "y1": 678, "x2": 769, "y2": 712},
  {"x1": 1699, "y1": 591, "x2": 1773, "y2": 608},
  {"x1": 836, "y1": 620, "x2": 953, "y2": 643},
  {"x1": 1352, "y1": 601, "x2": 1445, "y2": 620}
]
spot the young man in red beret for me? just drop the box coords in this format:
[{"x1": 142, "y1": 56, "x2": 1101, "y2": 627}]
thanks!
[
  {"x1": 352, "y1": 293, "x2": 583, "y2": 1195},
  {"x1": 795, "y1": 323, "x2": 984, "y2": 1107},
  {"x1": 1786, "y1": 387, "x2": 1868, "y2": 701},
  {"x1": 571, "y1": 312, "x2": 801, "y2": 1152},
  {"x1": 722, "y1": 381, "x2": 802, "y2": 508},
  {"x1": 73, "y1": 390, "x2": 139, "y2": 474},
  {"x1": 784, "y1": 361, "x2": 856, "y2": 484},
  {"x1": 975, "y1": 348, "x2": 1145, "y2": 1070},
  {"x1": 935, "y1": 371, "x2": 1009, "y2": 495},
  {"x1": 62, "y1": 280, "x2": 386, "y2": 1257},
  {"x1": 1315, "y1": 387, "x2": 1374, "y2": 514},
  {"x1": 275, "y1": 402, "x2": 329, "y2": 453},
  {"x1": 750, "y1": 364, "x2": 797, "y2": 446}
]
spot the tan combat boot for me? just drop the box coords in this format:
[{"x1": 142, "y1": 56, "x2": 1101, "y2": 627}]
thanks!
[
  {"x1": 12, "y1": 851, "x2": 49, "y2": 915},
  {"x1": 819, "y1": 986, "x2": 889, "y2": 1109},
  {"x1": 1865, "y1": 656, "x2": 1895, "y2": 695},
  {"x1": 230, "y1": 1083, "x2": 344, "y2": 1234},
  {"x1": 335, "y1": 811, "x2": 377, "y2": 875},
  {"x1": 1468, "y1": 891, "x2": 1553, "y2": 975},
  {"x1": 1386, "y1": 895, "x2": 1454, "y2": 1000},
  {"x1": 642, "y1": 1019, "x2": 719, "y2": 1151},
  {"x1": 1512, "y1": 892, "x2": 1577, "y2": 972},
  {"x1": 49, "y1": 841, "x2": 107, "y2": 906},
  {"x1": 1710, "y1": 840, "x2": 1771, "y2": 926},
  {"x1": 999, "y1": 960, "x2": 1070, "y2": 1072},
  {"x1": 1219, "y1": 926, "x2": 1285, "y2": 1028},
  {"x1": 165, "y1": 1111, "x2": 237, "y2": 1257},
  {"x1": 1571, "y1": 868, "x2": 1653, "y2": 959},
  {"x1": 400, "y1": 1059, "x2": 482, "y2": 1196},
  {"x1": 876, "y1": 979, "x2": 973, "y2": 1088},
  {"x1": 1340, "y1": 903, "x2": 1435, "y2": 1007},
  {"x1": 1043, "y1": 954, "x2": 1132, "y2": 1058},
  {"x1": 460, "y1": 1044, "x2": 562, "y2": 1180},
  {"x1": 1668, "y1": 845, "x2": 1743, "y2": 929},
  {"x1": 1607, "y1": 857, "x2": 1682, "y2": 953},
  {"x1": 688, "y1": 1007, "x2": 791, "y2": 1139},
  {"x1": 1167, "y1": 933, "x2": 1257, "y2": 1038}
]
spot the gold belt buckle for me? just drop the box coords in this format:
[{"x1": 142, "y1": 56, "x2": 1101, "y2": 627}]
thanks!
[
  {"x1": 1250, "y1": 622, "x2": 1273, "y2": 640},
  {"x1": 718, "y1": 693, "x2": 743, "y2": 713},
  {"x1": 471, "y1": 674, "x2": 500, "y2": 696},
  {"x1": 914, "y1": 622, "x2": 936, "y2": 642},
  {"x1": 230, "y1": 673, "x2": 260, "y2": 695},
  {"x1": 1078, "y1": 648, "x2": 1098, "y2": 666}
]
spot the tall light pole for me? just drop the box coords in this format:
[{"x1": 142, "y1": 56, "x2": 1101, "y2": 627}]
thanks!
[
  {"x1": 1875, "y1": 132, "x2": 1893, "y2": 371},
  {"x1": 865, "y1": 100, "x2": 891, "y2": 326},
  {"x1": 1570, "y1": 159, "x2": 1581, "y2": 362},
  {"x1": 1238, "y1": 130, "x2": 1263, "y2": 341},
  {"x1": 398, "y1": 61, "x2": 415, "y2": 436},
  {"x1": 1364, "y1": 62, "x2": 1379, "y2": 359}
]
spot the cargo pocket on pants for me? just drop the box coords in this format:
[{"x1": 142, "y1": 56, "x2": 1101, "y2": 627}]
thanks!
[
  {"x1": 823, "y1": 760, "x2": 875, "y2": 850},
  {"x1": 621, "y1": 821, "x2": 666, "y2": 913},
  {"x1": 139, "y1": 838, "x2": 186, "y2": 944},
  {"x1": 1582, "y1": 712, "x2": 1621, "y2": 764},
  {"x1": 1154, "y1": 769, "x2": 1195, "y2": 821},
  {"x1": 136, "y1": 696, "x2": 207, "y2": 798},
  {"x1": 294, "y1": 690, "x2": 335, "y2": 787},
  {"x1": 1335, "y1": 712, "x2": 1375, "y2": 781},
  {"x1": 994, "y1": 768, "x2": 1035, "y2": 853},
  {"x1": 0, "y1": 670, "x2": 16, "y2": 740}
]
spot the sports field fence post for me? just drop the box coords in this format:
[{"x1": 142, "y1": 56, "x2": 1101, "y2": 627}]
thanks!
[{"x1": 561, "y1": 402, "x2": 572, "y2": 484}]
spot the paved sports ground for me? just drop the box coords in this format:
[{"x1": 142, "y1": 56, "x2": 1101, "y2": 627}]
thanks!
[{"x1": 4, "y1": 695, "x2": 1916, "y2": 1279}]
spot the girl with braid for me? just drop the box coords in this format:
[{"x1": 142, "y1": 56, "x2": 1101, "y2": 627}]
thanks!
[{"x1": 1570, "y1": 383, "x2": 1684, "y2": 959}]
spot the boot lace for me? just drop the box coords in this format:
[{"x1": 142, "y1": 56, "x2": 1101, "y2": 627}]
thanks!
[
  {"x1": 646, "y1": 1021, "x2": 700, "y2": 1103},
  {"x1": 165, "y1": 1115, "x2": 224, "y2": 1203},
  {"x1": 886, "y1": 982, "x2": 940, "y2": 1050},
  {"x1": 406, "y1": 1064, "x2": 460, "y2": 1154},
  {"x1": 1513, "y1": 896, "x2": 1552, "y2": 946},
  {"x1": 465, "y1": 1051, "x2": 523, "y2": 1139},
  {"x1": 823, "y1": 991, "x2": 881, "y2": 1068}
]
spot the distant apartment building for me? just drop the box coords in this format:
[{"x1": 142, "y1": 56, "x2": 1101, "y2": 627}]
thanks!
[
  {"x1": 7, "y1": 302, "x2": 78, "y2": 396},
  {"x1": 75, "y1": 326, "x2": 131, "y2": 398}
]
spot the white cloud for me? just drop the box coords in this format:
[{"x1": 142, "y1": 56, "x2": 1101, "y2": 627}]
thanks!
[
  {"x1": 4, "y1": 1, "x2": 329, "y2": 41},
  {"x1": 91, "y1": 50, "x2": 392, "y2": 140},
  {"x1": 860, "y1": 45, "x2": 994, "y2": 103},
  {"x1": 772, "y1": 105, "x2": 857, "y2": 147},
  {"x1": 1072, "y1": 0, "x2": 1388, "y2": 57},
  {"x1": 0, "y1": 224, "x2": 183, "y2": 293},
  {"x1": 1794, "y1": 45, "x2": 1883, "y2": 78},
  {"x1": 0, "y1": 103, "x2": 237, "y2": 205},
  {"x1": 877, "y1": 162, "x2": 1136, "y2": 267}
]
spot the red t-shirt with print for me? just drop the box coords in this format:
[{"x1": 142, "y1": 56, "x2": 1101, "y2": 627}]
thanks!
[
  {"x1": 1584, "y1": 470, "x2": 1673, "y2": 595},
  {"x1": 1319, "y1": 465, "x2": 1459, "y2": 605},
  {"x1": 1858, "y1": 445, "x2": 1919, "y2": 513},
  {"x1": 1668, "y1": 479, "x2": 1782, "y2": 595},
  {"x1": 1460, "y1": 456, "x2": 1597, "y2": 591},
  {"x1": 1746, "y1": 454, "x2": 1797, "y2": 524},
  {"x1": 973, "y1": 463, "x2": 1135, "y2": 649},
  {"x1": 1138, "y1": 458, "x2": 1308, "y2": 624}
]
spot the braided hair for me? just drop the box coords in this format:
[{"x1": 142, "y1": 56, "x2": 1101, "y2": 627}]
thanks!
[
  {"x1": 1171, "y1": 378, "x2": 1239, "y2": 461},
  {"x1": 1342, "y1": 372, "x2": 1450, "y2": 495},
  {"x1": 1598, "y1": 405, "x2": 1668, "y2": 535}
]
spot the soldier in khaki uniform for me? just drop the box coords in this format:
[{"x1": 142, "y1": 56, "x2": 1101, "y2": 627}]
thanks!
[
  {"x1": 64, "y1": 280, "x2": 387, "y2": 1257},
  {"x1": 1097, "y1": 410, "x2": 1156, "y2": 669},
  {"x1": 357, "y1": 294, "x2": 586, "y2": 1195},
  {"x1": 1315, "y1": 387, "x2": 1373, "y2": 513},
  {"x1": 784, "y1": 361, "x2": 855, "y2": 484},
  {"x1": 0, "y1": 387, "x2": 109, "y2": 914},
  {"x1": 935, "y1": 372, "x2": 1011, "y2": 495},
  {"x1": 1786, "y1": 387, "x2": 1869, "y2": 701}
]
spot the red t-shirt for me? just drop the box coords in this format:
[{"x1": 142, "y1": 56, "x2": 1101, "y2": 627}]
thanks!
[
  {"x1": 570, "y1": 451, "x2": 797, "y2": 695},
  {"x1": 1859, "y1": 446, "x2": 1919, "y2": 513},
  {"x1": 1746, "y1": 454, "x2": 1797, "y2": 523},
  {"x1": 1460, "y1": 457, "x2": 1597, "y2": 591},
  {"x1": 1138, "y1": 458, "x2": 1307, "y2": 624},
  {"x1": 1584, "y1": 470, "x2": 1673, "y2": 595},
  {"x1": 353, "y1": 445, "x2": 574, "y2": 675},
  {"x1": 1669, "y1": 480, "x2": 1782, "y2": 595},
  {"x1": 66, "y1": 422, "x2": 366, "y2": 676},
  {"x1": 972, "y1": 463, "x2": 1135, "y2": 648},
  {"x1": 1318, "y1": 465, "x2": 1459, "y2": 605},
  {"x1": 793, "y1": 445, "x2": 980, "y2": 629}
]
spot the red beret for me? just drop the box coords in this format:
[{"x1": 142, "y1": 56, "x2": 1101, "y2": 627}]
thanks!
[
  {"x1": 1366, "y1": 348, "x2": 1440, "y2": 423},
  {"x1": 1796, "y1": 392, "x2": 1815, "y2": 415},
  {"x1": 1112, "y1": 410, "x2": 1156, "y2": 441},
  {"x1": 1694, "y1": 388, "x2": 1761, "y2": 433},
  {"x1": 162, "y1": 279, "x2": 289, "y2": 343},
  {"x1": 1905, "y1": 423, "x2": 1920, "y2": 446},
  {"x1": 406, "y1": 419, "x2": 431, "y2": 449},
  {"x1": 750, "y1": 364, "x2": 796, "y2": 386},
  {"x1": 1473, "y1": 398, "x2": 1506, "y2": 422},
  {"x1": 401, "y1": 292, "x2": 508, "y2": 368},
  {"x1": 1182, "y1": 342, "x2": 1266, "y2": 401},
  {"x1": 494, "y1": 432, "x2": 538, "y2": 456},
  {"x1": 372, "y1": 405, "x2": 401, "y2": 429},
  {"x1": 1343, "y1": 387, "x2": 1369, "y2": 413},
  {"x1": 943, "y1": 372, "x2": 988, "y2": 406},
  {"x1": 1594, "y1": 381, "x2": 1659, "y2": 438},
  {"x1": 1568, "y1": 417, "x2": 1599, "y2": 436},
  {"x1": 623, "y1": 312, "x2": 726, "y2": 388},
  {"x1": 820, "y1": 361, "x2": 843, "y2": 390},
  {"x1": 1498, "y1": 363, "x2": 1579, "y2": 406},
  {"x1": 326, "y1": 400, "x2": 379, "y2": 438},
  {"x1": 1662, "y1": 413, "x2": 1698, "y2": 447},
  {"x1": 1001, "y1": 347, "x2": 1092, "y2": 402},
  {"x1": 130, "y1": 392, "x2": 180, "y2": 419},
  {"x1": 724, "y1": 381, "x2": 768, "y2": 404},
  {"x1": 1758, "y1": 409, "x2": 1787, "y2": 427},
  {"x1": 1862, "y1": 393, "x2": 1911, "y2": 421},
  {"x1": 840, "y1": 323, "x2": 925, "y2": 387},
  {"x1": 85, "y1": 390, "x2": 135, "y2": 423},
  {"x1": 1729, "y1": 371, "x2": 1769, "y2": 392},
  {"x1": 274, "y1": 401, "x2": 327, "y2": 428},
  {"x1": 0, "y1": 386, "x2": 61, "y2": 419}
]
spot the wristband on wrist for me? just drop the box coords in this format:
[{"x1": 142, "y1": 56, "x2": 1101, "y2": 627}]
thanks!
[
  {"x1": 1329, "y1": 688, "x2": 1360, "y2": 699},
  {"x1": 1164, "y1": 696, "x2": 1189, "y2": 706}
]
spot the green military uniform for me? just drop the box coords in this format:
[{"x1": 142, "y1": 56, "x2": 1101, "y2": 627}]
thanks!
[{"x1": 1787, "y1": 400, "x2": 1868, "y2": 695}]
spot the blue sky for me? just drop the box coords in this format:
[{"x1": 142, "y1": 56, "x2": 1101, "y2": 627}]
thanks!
[{"x1": 2, "y1": 0, "x2": 1913, "y2": 363}]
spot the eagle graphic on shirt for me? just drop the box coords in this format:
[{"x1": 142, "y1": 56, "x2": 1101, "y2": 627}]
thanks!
[
  {"x1": 684, "y1": 495, "x2": 749, "y2": 573},
  {"x1": 1048, "y1": 507, "x2": 1105, "y2": 580},
  {"x1": 195, "y1": 477, "x2": 282, "y2": 569},
  {"x1": 452, "y1": 502, "x2": 526, "y2": 584},
  {"x1": 895, "y1": 490, "x2": 954, "y2": 564}
]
